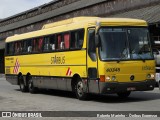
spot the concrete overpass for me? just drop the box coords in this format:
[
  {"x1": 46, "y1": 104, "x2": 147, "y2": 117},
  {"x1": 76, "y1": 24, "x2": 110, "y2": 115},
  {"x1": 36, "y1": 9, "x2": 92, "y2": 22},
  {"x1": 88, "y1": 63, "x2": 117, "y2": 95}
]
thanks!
[{"x1": 0, "y1": 0, "x2": 160, "y2": 73}]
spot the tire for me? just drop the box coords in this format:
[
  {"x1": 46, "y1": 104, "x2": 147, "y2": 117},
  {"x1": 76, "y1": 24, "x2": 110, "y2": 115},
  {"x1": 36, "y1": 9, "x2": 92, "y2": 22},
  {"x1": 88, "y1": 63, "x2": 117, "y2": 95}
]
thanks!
[
  {"x1": 28, "y1": 76, "x2": 37, "y2": 94},
  {"x1": 19, "y1": 75, "x2": 28, "y2": 92},
  {"x1": 117, "y1": 91, "x2": 131, "y2": 98},
  {"x1": 75, "y1": 77, "x2": 87, "y2": 100}
]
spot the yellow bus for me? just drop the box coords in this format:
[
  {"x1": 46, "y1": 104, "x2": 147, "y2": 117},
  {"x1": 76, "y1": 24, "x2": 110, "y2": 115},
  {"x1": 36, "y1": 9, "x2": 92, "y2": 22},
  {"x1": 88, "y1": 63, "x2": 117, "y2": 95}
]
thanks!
[{"x1": 5, "y1": 17, "x2": 156, "y2": 100}]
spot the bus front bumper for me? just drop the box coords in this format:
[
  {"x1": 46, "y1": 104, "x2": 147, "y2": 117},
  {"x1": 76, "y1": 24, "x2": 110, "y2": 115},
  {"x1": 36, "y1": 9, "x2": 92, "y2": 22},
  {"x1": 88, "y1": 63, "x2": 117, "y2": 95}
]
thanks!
[{"x1": 99, "y1": 79, "x2": 156, "y2": 94}]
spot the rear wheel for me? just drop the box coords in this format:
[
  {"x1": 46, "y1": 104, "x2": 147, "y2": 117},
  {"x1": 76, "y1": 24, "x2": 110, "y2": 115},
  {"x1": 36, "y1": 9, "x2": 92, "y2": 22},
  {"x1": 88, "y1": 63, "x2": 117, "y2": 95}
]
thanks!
[
  {"x1": 28, "y1": 76, "x2": 37, "y2": 93},
  {"x1": 117, "y1": 91, "x2": 131, "y2": 98},
  {"x1": 75, "y1": 77, "x2": 87, "y2": 100},
  {"x1": 19, "y1": 75, "x2": 28, "y2": 92}
]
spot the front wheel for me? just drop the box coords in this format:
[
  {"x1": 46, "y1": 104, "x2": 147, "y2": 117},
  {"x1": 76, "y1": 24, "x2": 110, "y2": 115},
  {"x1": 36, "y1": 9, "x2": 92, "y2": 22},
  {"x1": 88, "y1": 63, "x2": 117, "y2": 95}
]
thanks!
[
  {"x1": 75, "y1": 78, "x2": 87, "y2": 100},
  {"x1": 117, "y1": 91, "x2": 131, "y2": 98}
]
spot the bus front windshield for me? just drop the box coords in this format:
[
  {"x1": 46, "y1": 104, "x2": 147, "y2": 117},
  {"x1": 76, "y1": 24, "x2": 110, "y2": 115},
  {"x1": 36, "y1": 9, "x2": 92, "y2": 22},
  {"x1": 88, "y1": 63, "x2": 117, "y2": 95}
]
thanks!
[{"x1": 99, "y1": 27, "x2": 153, "y2": 61}]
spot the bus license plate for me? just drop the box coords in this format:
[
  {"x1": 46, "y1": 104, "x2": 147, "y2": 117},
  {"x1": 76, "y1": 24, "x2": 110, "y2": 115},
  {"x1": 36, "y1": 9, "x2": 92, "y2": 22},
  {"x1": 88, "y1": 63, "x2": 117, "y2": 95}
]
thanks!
[{"x1": 127, "y1": 87, "x2": 136, "y2": 91}]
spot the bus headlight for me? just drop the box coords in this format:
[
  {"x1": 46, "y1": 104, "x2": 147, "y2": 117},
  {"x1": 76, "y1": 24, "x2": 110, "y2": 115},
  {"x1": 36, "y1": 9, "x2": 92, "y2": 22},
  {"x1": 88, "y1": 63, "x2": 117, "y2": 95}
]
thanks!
[
  {"x1": 105, "y1": 76, "x2": 110, "y2": 81},
  {"x1": 147, "y1": 74, "x2": 155, "y2": 79},
  {"x1": 151, "y1": 74, "x2": 155, "y2": 79}
]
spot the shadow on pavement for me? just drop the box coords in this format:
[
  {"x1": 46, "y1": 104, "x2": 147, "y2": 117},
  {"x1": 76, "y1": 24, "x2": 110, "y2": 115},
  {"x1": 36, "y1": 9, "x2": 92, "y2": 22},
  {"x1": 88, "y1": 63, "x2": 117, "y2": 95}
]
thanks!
[{"x1": 14, "y1": 88, "x2": 160, "y2": 103}]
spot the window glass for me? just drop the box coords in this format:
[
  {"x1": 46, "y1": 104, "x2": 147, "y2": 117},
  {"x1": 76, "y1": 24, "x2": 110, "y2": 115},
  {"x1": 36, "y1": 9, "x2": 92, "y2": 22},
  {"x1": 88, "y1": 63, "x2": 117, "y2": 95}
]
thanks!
[
  {"x1": 32, "y1": 38, "x2": 39, "y2": 53},
  {"x1": 43, "y1": 37, "x2": 50, "y2": 51},
  {"x1": 22, "y1": 40, "x2": 28, "y2": 53},
  {"x1": 27, "y1": 39, "x2": 32, "y2": 53},
  {"x1": 99, "y1": 28, "x2": 129, "y2": 60},
  {"x1": 38, "y1": 37, "x2": 43, "y2": 52},
  {"x1": 64, "y1": 33, "x2": 70, "y2": 49},
  {"x1": 6, "y1": 43, "x2": 10, "y2": 55},
  {"x1": 56, "y1": 34, "x2": 62, "y2": 50},
  {"x1": 19, "y1": 41, "x2": 23, "y2": 54},
  {"x1": 88, "y1": 29, "x2": 96, "y2": 61},
  {"x1": 6, "y1": 29, "x2": 85, "y2": 55},
  {"x1": 6, "y1": 42, "x2": 14, "y2": 55},
  {"x1": 49, "y1": 35, "x2": 56, "y2": 51},
  {"x1": 71, "y1": 29, "x2": 84, "y2": 49},
  {"x1": 128, "y1": 28, "x2": 153, "y2": 59},
  {"x1": 78, "y1": 30, "x2": 84, "y2": 48},
  {"x1": 14, "y1": 41, "x2": 22, "y2": 54},
  {"x1": 99, "y1": 27, "x2": 153, "y2": 61}
]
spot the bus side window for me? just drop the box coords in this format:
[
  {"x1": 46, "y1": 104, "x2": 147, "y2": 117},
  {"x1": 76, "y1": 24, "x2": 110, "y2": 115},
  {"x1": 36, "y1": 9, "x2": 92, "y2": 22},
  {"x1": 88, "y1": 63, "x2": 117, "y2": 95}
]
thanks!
[
  {"x1": 6, "y1": 43, "x2": 10, "y2": 55},
  {"x1": 88, "y1": 29, "x2": 96, "y2": 61},
  {"x1": 22, "y1": 40, "x2": 28, "y2": 53},
  {"x1": 27, "y1": 39, "x2": 32, "y2": 53},
  {"x1": 64, "y1": 33, "x2": 70, "y2": 49},
  {"x1": 56, "y1": 34, "x2": 62, "y2": 50},
  {"x1": 38, "y1": 37, "x2": 43, "y2": 52},
  {"x1": 32, "y1": 38, "x2": 39, "y2": 53},
  {"x1": 14, "y1": 41, "x2": 22, "y2": 54},
  {"x1": 49, "y1": 35, "x2": 56, "y2": 51},
  {"x1": 6, "y1": 42, "x2": 14, "y2": 55},
  {"x1": 71, "y1": 29, "x2": 84, "y2": 49},
  {"x1": 43, "y1": 37, "x2": 50, "y2": 52},
  {"x1": 18, "y1": 41, "x2": 22, "y2": 54},
  {"x1": 14, "y1": 42, "x2": 16, "y2": 54},
  {"x1": 77, "y1": 29, "x2": 84, "y2": 48}
]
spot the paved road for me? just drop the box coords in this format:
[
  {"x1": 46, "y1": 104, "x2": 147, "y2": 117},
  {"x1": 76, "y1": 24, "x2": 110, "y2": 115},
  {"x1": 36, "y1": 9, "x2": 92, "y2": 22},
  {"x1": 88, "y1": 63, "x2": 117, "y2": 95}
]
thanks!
[{"x1": 0, "y1": 77, "x2": 160, "y2": 119}]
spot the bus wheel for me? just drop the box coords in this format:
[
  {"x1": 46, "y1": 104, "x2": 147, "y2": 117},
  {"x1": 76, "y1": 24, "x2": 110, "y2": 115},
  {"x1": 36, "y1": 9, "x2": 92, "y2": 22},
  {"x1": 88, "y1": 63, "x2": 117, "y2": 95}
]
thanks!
[
  {"x1": 75, "y1": 78, "x2": 87, "y2": 100},
  {"x1": 117, "y1": 91, "x2": 131, "y2": 98},
  {"x1": 19, "y1": 75, "x2": 27, "y2": 92},
  {"x1": 28, "y1": 76, "x2": 37, "y2": 94}
]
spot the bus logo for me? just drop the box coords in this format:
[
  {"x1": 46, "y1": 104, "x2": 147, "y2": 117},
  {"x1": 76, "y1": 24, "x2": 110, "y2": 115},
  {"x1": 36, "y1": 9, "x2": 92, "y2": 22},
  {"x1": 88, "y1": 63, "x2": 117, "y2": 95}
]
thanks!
[
  {"x1": 13, "y1": 58, "x2": 20, "y2": 74},
  {"x1": 66, "y1": 67, "x2": 72, "y2": 76}
]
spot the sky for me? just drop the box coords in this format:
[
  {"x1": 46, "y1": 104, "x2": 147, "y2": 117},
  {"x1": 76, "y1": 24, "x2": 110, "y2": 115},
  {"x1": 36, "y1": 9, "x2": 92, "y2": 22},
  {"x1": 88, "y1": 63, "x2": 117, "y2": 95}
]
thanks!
[{"x1": 0, "y1": 0, "x2": 54, "y2": 19}]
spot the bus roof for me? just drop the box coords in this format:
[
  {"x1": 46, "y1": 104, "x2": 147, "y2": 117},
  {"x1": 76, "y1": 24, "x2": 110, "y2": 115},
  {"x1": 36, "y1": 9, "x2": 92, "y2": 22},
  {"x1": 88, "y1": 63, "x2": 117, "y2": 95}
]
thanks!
[{"x1": 6, "y1": 16, "x2": 147, "y2": 43}]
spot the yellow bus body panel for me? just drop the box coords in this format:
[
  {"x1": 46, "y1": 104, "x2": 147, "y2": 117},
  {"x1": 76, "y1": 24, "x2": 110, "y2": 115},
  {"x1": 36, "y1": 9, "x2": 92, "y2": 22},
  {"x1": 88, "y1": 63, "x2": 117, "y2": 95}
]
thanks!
[
  {"x1": 5, "y1": 50, "x2": 87, "y2": 77},
  {"x1": 98, "y1": 60, "x2": 155, "y2": 82}
]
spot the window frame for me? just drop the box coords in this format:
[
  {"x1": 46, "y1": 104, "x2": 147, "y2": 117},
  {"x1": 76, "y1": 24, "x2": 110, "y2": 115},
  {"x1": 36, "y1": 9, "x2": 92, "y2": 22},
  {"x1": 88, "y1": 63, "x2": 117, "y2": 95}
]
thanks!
[{"x1": 5, "y1": 28, "x2": 85, "y2": 56}]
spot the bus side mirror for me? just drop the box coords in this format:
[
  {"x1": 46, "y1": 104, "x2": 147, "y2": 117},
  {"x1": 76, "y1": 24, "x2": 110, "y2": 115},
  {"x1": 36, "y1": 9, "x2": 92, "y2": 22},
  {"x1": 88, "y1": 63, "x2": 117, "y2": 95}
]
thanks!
[{"x1": 95, "y1": 34, "x2": 100, "y2": 47}]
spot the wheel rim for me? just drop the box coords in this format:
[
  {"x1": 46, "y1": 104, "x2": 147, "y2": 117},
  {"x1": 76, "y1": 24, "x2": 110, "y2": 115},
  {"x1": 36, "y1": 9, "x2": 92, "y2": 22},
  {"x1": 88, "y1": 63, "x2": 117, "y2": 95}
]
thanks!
[{"x1": 77, "y1": 81, "x2": 84, "y2": 97}]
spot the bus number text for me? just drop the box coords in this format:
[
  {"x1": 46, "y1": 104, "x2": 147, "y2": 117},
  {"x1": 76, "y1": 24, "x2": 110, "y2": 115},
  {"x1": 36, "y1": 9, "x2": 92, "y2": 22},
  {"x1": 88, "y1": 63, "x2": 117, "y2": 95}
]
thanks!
[{"x1": 106, "y1": 68, "x2": 120, "y2": 72}]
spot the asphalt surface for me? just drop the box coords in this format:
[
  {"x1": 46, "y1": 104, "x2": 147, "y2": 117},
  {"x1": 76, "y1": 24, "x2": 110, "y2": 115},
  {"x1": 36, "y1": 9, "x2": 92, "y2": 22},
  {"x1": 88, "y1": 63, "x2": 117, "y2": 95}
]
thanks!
[{"x1": 0, "y1": 76, "x2": 160, "y2": 120}]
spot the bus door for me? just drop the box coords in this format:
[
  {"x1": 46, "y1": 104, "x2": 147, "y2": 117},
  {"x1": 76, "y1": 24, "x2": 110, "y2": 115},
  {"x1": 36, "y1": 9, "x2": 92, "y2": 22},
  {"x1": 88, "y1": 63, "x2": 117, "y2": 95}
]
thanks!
[{"x1": 87, "y1": 28, "x2": 99, "y2": 93}]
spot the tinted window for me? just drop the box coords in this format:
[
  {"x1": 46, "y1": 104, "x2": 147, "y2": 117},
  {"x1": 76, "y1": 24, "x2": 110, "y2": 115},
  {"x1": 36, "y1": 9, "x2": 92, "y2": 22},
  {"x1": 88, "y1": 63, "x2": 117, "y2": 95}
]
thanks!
[
  {"x1": 6, "y1": 42, "x2": 14, "y2": 55},
  {"x1": 49, "y1": 35, "x2": 56, "y2": 51},
  {"x1": 63, "y1": 33, "x2": 70, "y2": 49},
  {"x1": 71, "y1": 29, "x2": 84, "y2": 49},
  {"x1": 88, "y1": 29, "x2": 96, "y2": 61},
  {"x1": 6, "y1": 29, "x2": 85, "y2": 56}
]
